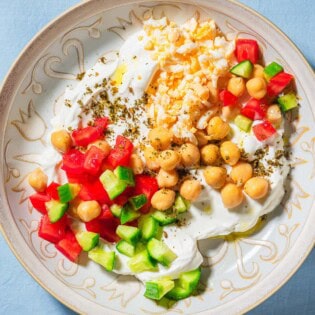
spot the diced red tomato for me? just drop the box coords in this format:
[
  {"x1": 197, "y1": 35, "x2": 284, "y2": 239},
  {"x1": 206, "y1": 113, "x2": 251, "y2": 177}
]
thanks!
[
  {"x1": 219, "y1": 90, "x2": 238, "y2": 106},
  {"x1": 267, "y1": 72, "x2": 294, "y2": 97},
  {"x1": 46, "y1": 182, "x2": 60, "y2": 200},
  {"x1": 241, "y1": 98, "x2": 268, "y2": 120},
  {"x1": 134, "y1": 175, "x2": 159, "y2": 213},
  {"x1": 83, "y1": 145, "x2": 106, "y2": 175},
  {"x1": 79, "y1": 180, "x2": 112, "y2": 205},
  {"x1": 55, "y1": 229, "x2": 82, "y2": 262},
  {"x1": 72, "y1": 126, "x2": 102, "y2": 147},
  {"x1": 252, "y1": 121, "x2": 277, "y2": 141},
  {"x1": 38, "y1": 214, "x2": 67, "y2": 243},
  {"x1": 29, "y1": 192, "x2": 51, "y2": 214},
  {"x1": 113, "y1": 187, "x2": 134, "y2": 206},
  {"x1": 61, "y1": 149, "x2": 85, "y2": 175},
  {"x1": 235, "y1": 39, "x2": 259, "y2": 64},
  {"x1": 107, "y1": 136, "x2": 134, "y2": 168},
  {"x1": 94, "y1": 117, "x2": 109, "y2": 132}
]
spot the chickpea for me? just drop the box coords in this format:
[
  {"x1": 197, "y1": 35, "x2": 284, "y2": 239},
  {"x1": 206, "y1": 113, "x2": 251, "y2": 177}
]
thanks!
[
  {"x1": 157, "y1": 169, "x2": 179, "y2": 188},
  {"x1": 207, "y1": 116, "x2": 230, "y2": 140},
  {"x1": 221, "y1": 183, "x2": 244, "y2": 208},
  {"x1": 244, "y1": 177, "x2": 269, "y2": 199},
  {"x1": 180, "y1": 179, "x2": 202, "y2": 201},
  {"x1": 77, "y1": 200, "x2": 101, "y2": 222},
  {"x1": 220, "y1": 141, "x2": 240, "y2": 166},
  {"x1": 67, "y1": 197, "x2": 81, "y2": 219},
  {"x1": 51, "y1": 130, "x2": 72, "y2": 153},
  {"x1": 221, "y1": 105, "x2": 240, "y2": 121},
  {"x1": 179, "y1": 143, "x2": 200, "y2": 167},
  {"x1": 151, "y1": 189, "x2": 176, "y2": 211},
  {"x1": 227, "y1": 77, "x2": 246, "y2": 97},
  {"x1": 203, "y1": 166, "x2": 227, "y2": 189},
  {"x1": 88, "y1": 140, "x2": 111, "y2": 157},
  {"x1": 266, "y1": 104, "x2": 282, "y2": 128},
  {"x1": 143, "y1": 146, "x2": 160, "y2": 171},
  {"x1": 28, "y1": 168, "x2": 48, "y2": 192},
  {"x1": 230, "y1": 162, "x2": 253, "y2": 186},
  {"x1": 252, "y1": 64, "x2": 265, "y2": 79},
  {"x1": 195, "y1": 130, "x2": 209, "y2": 147},
  {"x1": 148, "y1": 127, "x2": 173, "y2": 150},
  {"x1": 130, "y1": 154, "x2": 144, "y2": 174},
  {"x1": 246, "y1": 77, "x2": 267, "y2": 99},
  {"x1": 200, "y1": 144, "x2": 220, "y2": 165},
  {"x1": 158, "y1": 150, "x2": 181, "y2": 171}
]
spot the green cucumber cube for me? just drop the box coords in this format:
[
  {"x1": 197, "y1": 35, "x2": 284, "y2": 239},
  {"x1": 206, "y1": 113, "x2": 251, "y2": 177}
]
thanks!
[
  {"x1": 173, "y1": 195, "x2": 189, "y2": 214},
  {"x1": 100, "y1": 170, "x2": 127, "y2": 200},
  {"x1": 120, "y1": 205, "x2": 140, "y2": 224},
  {"x1": 88, "y1": 247, "x2": 116, "y2": 271},
  {"x1": 147, "y1": 238, "x2": 177, "y2": 267},
  {"x1": 139, "y1": 216, "x2": 159, "y2": 241},
  {"x1": 116, "y1": 225, "x2": 140, "y2": 245},
  {"x1": 110, "y1": 204, "x2": 122, "y2": 218},
  {"x1": 234, "y1": 114, "x2": 253, "y2": 132},
  {"x1": 230, "y1": 60, "x2": 253, "y2": 79},
  {"x1": 129, "y1": 194, "x2": 148, "y2": 211},
  {"x1": 57, "y1": 183, "x2": 80, "y2": 203},
  {"x1": 263, "y1": 61, "x2": 283, "y2": 79},
  {"x1": 144, "y1": 279, "x2": 175, "y2": 300},
  {"x1": 46, "y1": 200, "x2": 68, "y2": 223},
  {"x1": 114, "y1": 166, "x2": 135, "y2": 187},
  {"x1": 277, "y1": 93, "x2": 298, "y2": 112},
  {"x1": 128, "y1": 250, "x2": 158, "y2": 273},
  {"x1": 116, "y1": 240, "x2": 136, "y2": 257},
  {"x1": 75, "y1": 231, "x2": 99, "y2": 251},
  {"x1": 152, "y1": 211, "x2": 177, "y2": 226}
]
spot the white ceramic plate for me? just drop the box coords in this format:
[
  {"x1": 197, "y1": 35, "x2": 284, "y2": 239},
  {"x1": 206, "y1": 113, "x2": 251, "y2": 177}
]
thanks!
[{"x1": 0, "y1": 0, "x2": 314, "y2": 314}]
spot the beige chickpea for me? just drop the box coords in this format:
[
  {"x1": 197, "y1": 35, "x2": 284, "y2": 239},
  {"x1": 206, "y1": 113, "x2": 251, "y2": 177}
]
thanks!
[
  {"x1": 203, "y1": 166, "x2": 227, "y2": 189},
  {"x1": 130, "y1": 154, "x2": 144, "y2": 175},
  {"x1": 148, "y1": 127, "x2": 173, "y2": 150},
  {"x1": 230, "y1": 162, "x2": 253, "y2": 186},
  {"x1": 207, "y1": 116, "x2": 230, "y2": 140},
  {"x1": 157, "y1": 169, "x2": 179, "y2": 188},
  {"x1": 195, "y1": 130, "x2": 209, "y2": 147},
  {"x1": 266, "y1": 104, "x2": 282, "y2": 127},
  {"x1": 244, "y1": 177, "x2": 269, "y2": 199},
  {"x1": 221, "y1": 183, "x2": 244, "y2": 208},
  {"x1": 77, "y1": 200, "x2": 101, "y2": 222},
  {"x1": 221, "y1": 105, "x2": 241, "y2": 121},
  {"x1": 88, "y1": 140, "x2": 111, "y2": 157},
  {"x1": 143, "y1": 146, "x2": 160, "y2": 171},
  {"x1": 252, "y1": 64, "x2": 265, "y2": 79},
  {"x1": 227, "y1": 77, "x2": 246, "y2": 97},
  {"x1": 151, "y1": 189, "x2": 176, "y2": 211},
  {"x1": 180, "y1": 179, "x2": 202, "y2": 201},
  {"x1": 220, "y1": 141, "x2": 240, "y2": 166},
  {"x1": 179, "y1": 143, "x2": 200, "y2": 167},
  {"x1": 51, "y1": 130, "x2": 72, "y2": 153},
  {"x1": 158, "y1": 150, "x2": 181, "y2": 171},
  {"x1": 28, "y1": 168, "x2": 48, "y2": 192},
  {"x1": 246, "y1": 77, "x2": 267, "y2": 99},
  {"x1": 200, "y1": 144, "x2": 220, "y2": 165}
]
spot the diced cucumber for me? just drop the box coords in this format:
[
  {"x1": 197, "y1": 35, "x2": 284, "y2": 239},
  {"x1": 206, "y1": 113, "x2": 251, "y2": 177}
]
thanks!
[
  {"x1": 166, "y1": 268, "x2": 201, "y2": 300},
  {"x1": 128, "y1": 250, "x2": 158, "y2": 273},
  {"x1": 57, "y1": 183, "x2": 80, "y2": 203},
  {"x1": 88, "y1": 247, "x2": 116, "y2": 271},
  {"x1": 120, "y1": 205, "x2": 140, "y2": 224},
  {"x1": 100, "y1": 170, "x2": 127, "y2": 200},
  {"x1": 263, "y1": 61, "x2": 283, "y2": 79},
  {"x1": 147, "y1": 238, "x2": 177, "y2": 267},
  {"x1": 144, "y1": 279, "x2": 175, "y2": 300},
  {"x1": 110, "y1": 204, "x2": 122, "y2": 218},
  {"x1": 116, "y1": 225, "x2": 140, "y2": 245},
  {"x1": 116, "y1": 240, "x2": 136, "y2": 257},
  {"x1": 114, "y1": 166, "x2": 135, "y2": 187},
  {"x1": 234, "y1": 114, "x2": 253, "y2": 132},
  {"x1": 152, "y1": 211, "x2": 177, "y2": 226},
  {"x1": 139, "y1": 216, "x2": 159, "y2": 241},
  {"x1": 173, "y1": 195, "x2": 189, "y2": 214},
  {"x1": 230, "y1": 60, "x2": 253, "y2": 79},
  {"x1": 45, "y1": 200, "x2": 68, "y2": 223},
  {"x1": 129, "y1": 194, "x2": 148, "y2": 211},
  {"x1": 277, "y1": 93, "x2": 298, "y2": 112},
  {"x1": 75, "y1": 231, "x2": 99, "y2": 251}
]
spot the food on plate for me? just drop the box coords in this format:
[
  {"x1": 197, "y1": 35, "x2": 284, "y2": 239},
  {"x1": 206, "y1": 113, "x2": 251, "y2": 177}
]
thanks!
[{"x1": 28, "y1": 16, "x2": 297, "y2": 302}]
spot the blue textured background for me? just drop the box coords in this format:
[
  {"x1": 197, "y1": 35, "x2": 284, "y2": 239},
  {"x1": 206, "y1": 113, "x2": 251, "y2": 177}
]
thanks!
[{"x1": 0, "y1": 0, "x2": 314, "y2": 314}]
